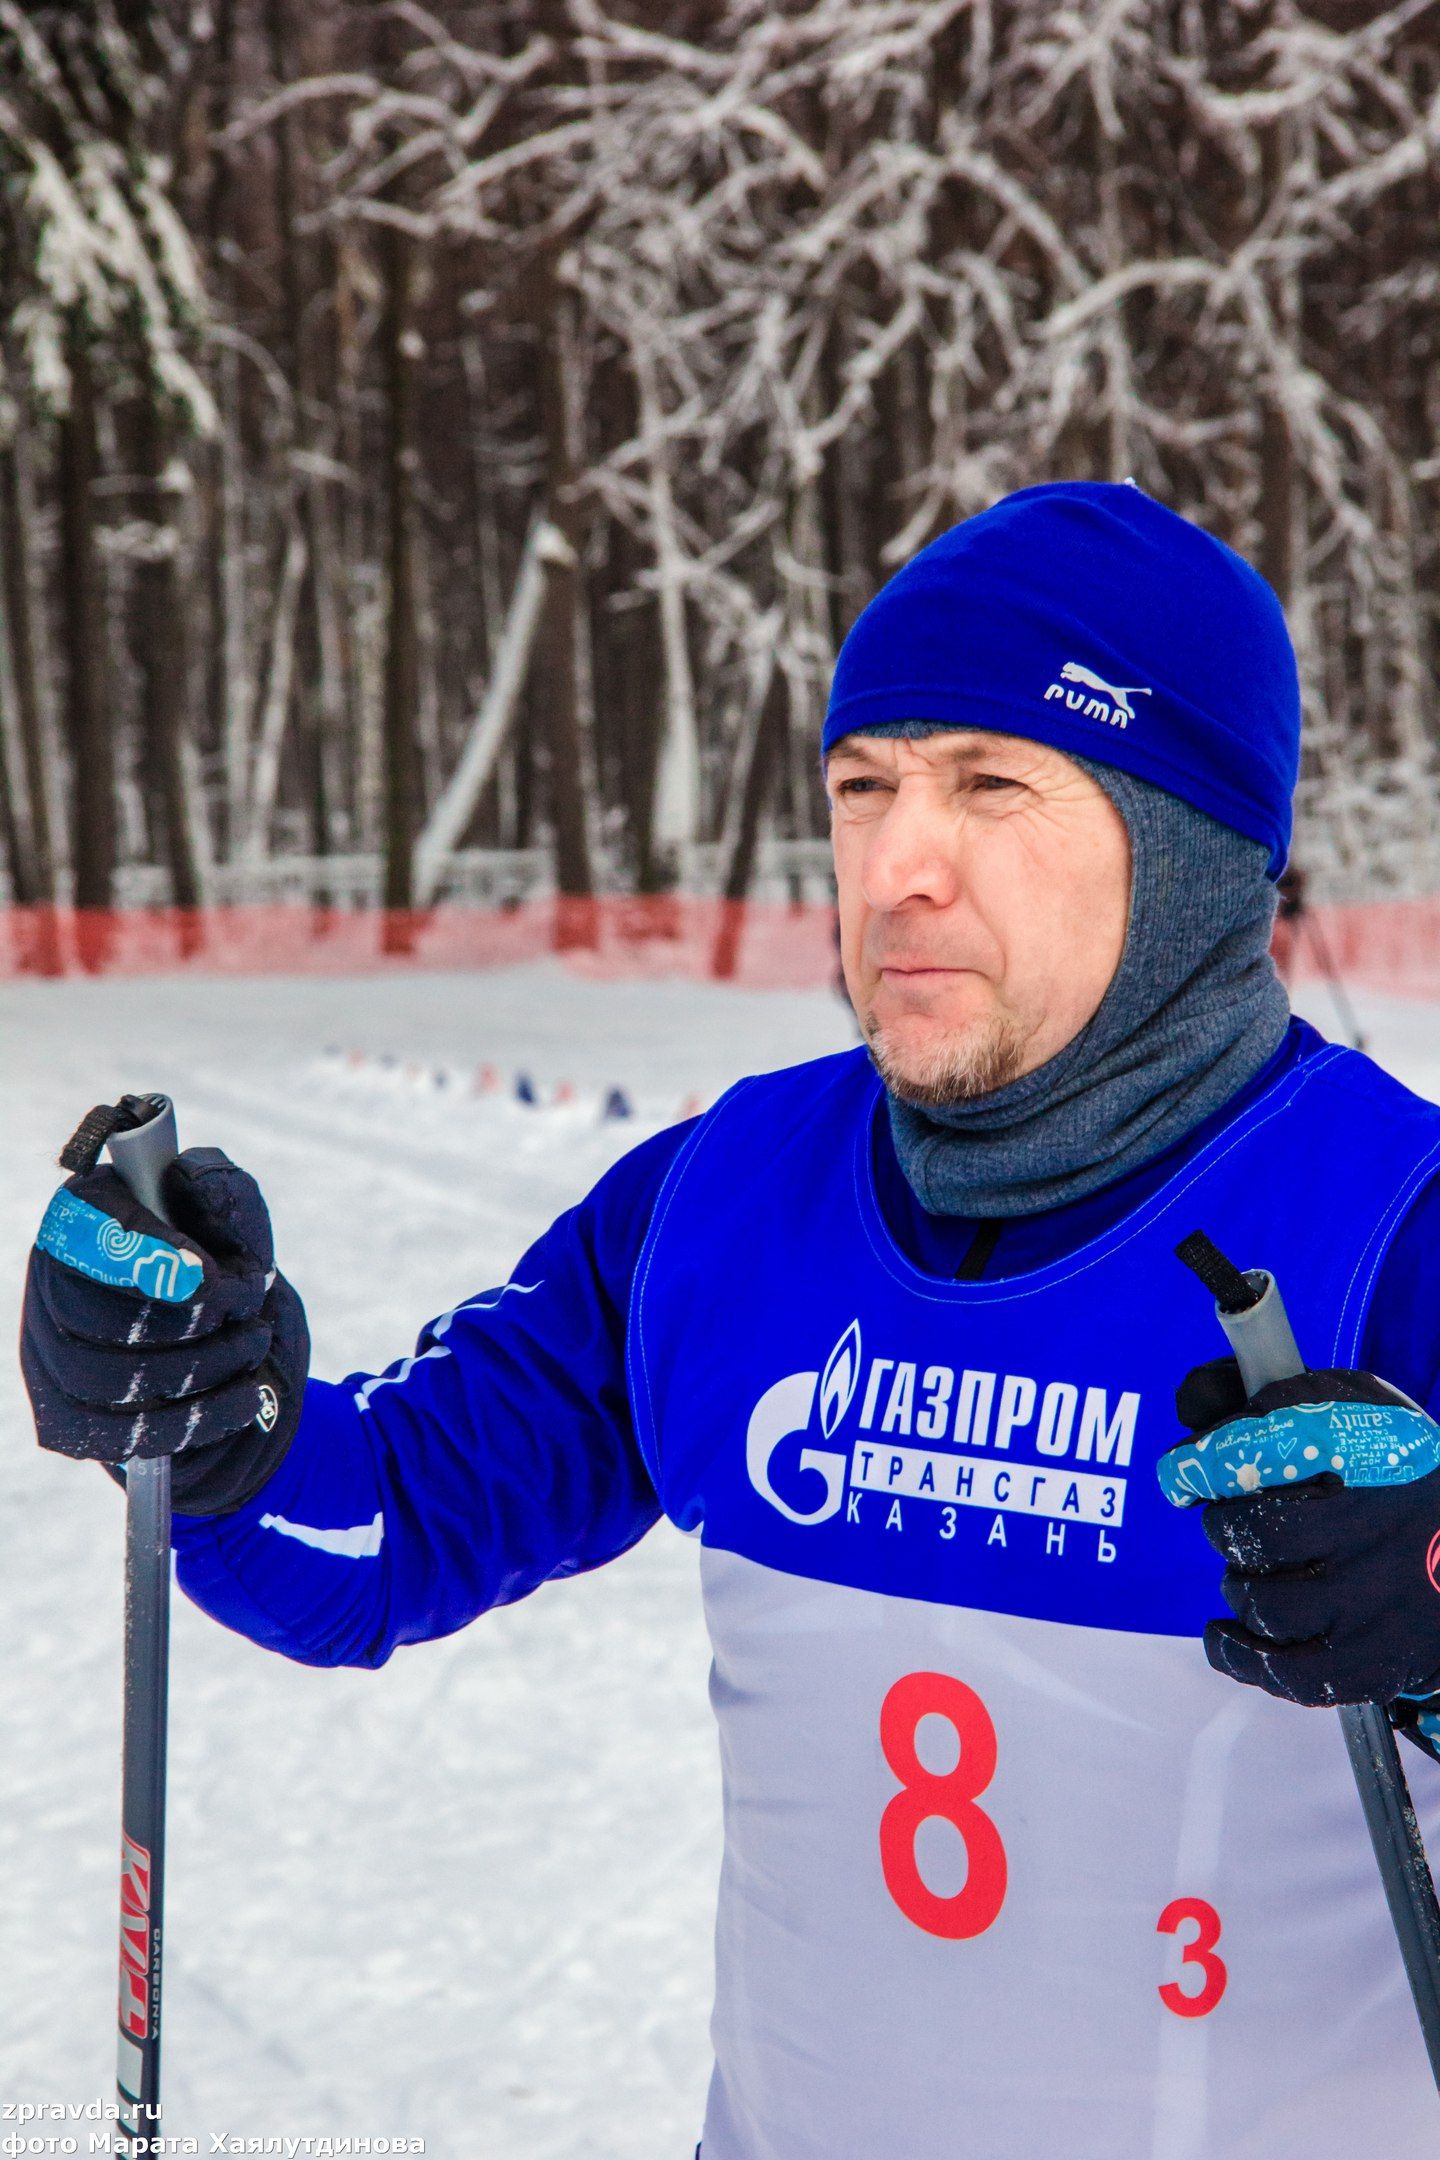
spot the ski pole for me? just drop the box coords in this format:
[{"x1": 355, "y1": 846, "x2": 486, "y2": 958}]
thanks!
[
  {"x1": 1301, "y1": 907, "x2": 1367, "y2": 1055},
  {"x1": 106, "y1": 1094, "x2": 180, "y2": 2158},
  {"x1": 1176, "y1": 1230, "x2": 1440, "y2": 2087}
]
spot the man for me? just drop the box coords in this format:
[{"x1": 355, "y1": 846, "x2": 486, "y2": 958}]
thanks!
[{"x1": 24, "y1": 481, "x2": 1440, "y2": 2158}]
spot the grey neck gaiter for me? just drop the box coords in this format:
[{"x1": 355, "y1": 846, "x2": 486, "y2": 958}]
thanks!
[{"x1": 884, "y1": 756, "x2": 1291, "y2": 1220}]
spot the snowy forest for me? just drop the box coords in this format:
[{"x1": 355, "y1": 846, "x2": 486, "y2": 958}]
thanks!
[{"x1": 2, "y1": 0, "x2": 1439, "y2": 930}]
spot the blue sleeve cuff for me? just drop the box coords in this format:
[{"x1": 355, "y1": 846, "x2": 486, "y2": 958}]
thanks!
[{"x1": 173, "y1": 1378, "x2": 393, "y2": 1667}]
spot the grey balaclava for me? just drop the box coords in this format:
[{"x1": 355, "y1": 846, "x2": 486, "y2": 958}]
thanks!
[{"x1": 877, "y1": 726, "x2": 1291, "y2": 1220}]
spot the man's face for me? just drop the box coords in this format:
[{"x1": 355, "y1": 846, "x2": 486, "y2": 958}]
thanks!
[{"x1": 827, "y1": 729, "x2": 1132, "y2": 1107}]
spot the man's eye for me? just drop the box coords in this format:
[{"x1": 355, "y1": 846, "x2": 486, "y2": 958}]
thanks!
[
  {"x1": 972, "y1": 773, "x2": 1019, "y2": 793},
  {"x1": 835, "y1": 776, "x2": 885, "y2": 797}
]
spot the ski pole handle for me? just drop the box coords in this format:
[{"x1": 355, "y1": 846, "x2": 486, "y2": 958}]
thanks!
[
  {"x1": 107, "y1": 1095, "x2": 177, "y2": 2157},
  {"x1": 108, "y1": 1097, "x2": 179, "y2": 1226},
  {"x1": 1177, "y1": 1231, "x2": 1440, "y2": 2092},
  {"x1": 1207, "y1": 1269, "x2": 1304, "y2": 1395}
]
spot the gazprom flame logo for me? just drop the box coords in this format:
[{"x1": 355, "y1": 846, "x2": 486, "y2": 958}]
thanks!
[
  {"x1": 819, "y1": 1318, "x2": 861, "y2": 1439},
  {"x1": 746, "y1": 1319, "x2": 861, "y2": 1526}
]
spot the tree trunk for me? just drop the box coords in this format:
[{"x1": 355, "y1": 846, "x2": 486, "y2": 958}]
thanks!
[
  {"x1": 634, "y1": 341, "x2": 699, "y2": 874},
  {"x1": 819, "y1": 322, "x2": 875, "y2": 651},
  {"x1": 1255, "y1": 120, "x2": 1297, "y2": 615},
  {"x1": 214, "y1": 348, "x2": 250, "y2": 857},
  {"x1": 0, "y1": 437, "x2": 54, "y2": 904},
  {"x1": 713, "y1": 653, "x2": 789, "y2": 979},
  {"x1": 0, "y1": 699, "x2": 29, "y2": 902},
  {"x1": 266, "y1": 0, "x2": 338, "y2": 872},
  {"x1": 0, "y1": 608, "x2": 39, "y2": 907},
  {"x1": 532, "y1": 272, "x2": 594, "y2": 911},
  {"x1": 380, "y1": 219, "x2": 420, "y2": 921},
  {"x1": 57, "y1": 335, "x2": 112, "y2": 915},
  {"x1": 244, "y1": 519, "x2": 307, "y2": 858},
  {"x1": 203, "y1": 0, "x2": 249, "y2": 856},
  {"x1": 414, "y1": 512, "x2": 569, "y2": 904},
  {"x1": 133, "y1": 402, "x2": 202, "y2": 909},
  {"x1": 1255, "y1": 402, "x2": 1294, "y2": 609}
]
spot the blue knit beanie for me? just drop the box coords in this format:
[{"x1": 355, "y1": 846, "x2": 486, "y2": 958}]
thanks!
[{"x1": 822, "y1": 481, "x2": 1301, "y2": 875}]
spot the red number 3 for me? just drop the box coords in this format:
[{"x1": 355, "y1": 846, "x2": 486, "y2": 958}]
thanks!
[
  {"x1": 1157, "y1": 1896, "x2": 1228, "y2": 2017},
  {"x1": 879, "y1": 1671, "x2": 1008, "y2": 1939}
]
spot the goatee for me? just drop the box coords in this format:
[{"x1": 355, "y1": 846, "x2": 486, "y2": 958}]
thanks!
[{"x1": 864, "y1": 1009, "x2": 1031, "y2": 1109}]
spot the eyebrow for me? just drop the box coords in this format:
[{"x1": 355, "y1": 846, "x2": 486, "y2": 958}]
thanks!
[{"x1": 825, "y1": 731, "x2": 1022, "y2": 768}]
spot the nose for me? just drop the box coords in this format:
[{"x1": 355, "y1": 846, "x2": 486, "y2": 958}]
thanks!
[{"x1": 860, "y1": 781, "x2": 963, "y2": 914}]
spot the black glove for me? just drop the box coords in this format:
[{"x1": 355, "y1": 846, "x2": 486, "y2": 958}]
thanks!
[
  {"x1": 22, "y1": 1145, "x2": 308, "y2": 1516},
  {"x1": 1165, "y1": 1356, "x2": 1440, "y2": 1709}
]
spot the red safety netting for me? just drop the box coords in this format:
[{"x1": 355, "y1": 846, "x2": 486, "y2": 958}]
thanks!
[
  {"x1": 1275, "y1": 897, "x2": 1440, "y2": 1004},
  {"x1": 0, "y1": 898, "x2": 842, "y2": 989},
  {"x1": 3, "y1": 895, "x2": 1439, "y2": 998}
]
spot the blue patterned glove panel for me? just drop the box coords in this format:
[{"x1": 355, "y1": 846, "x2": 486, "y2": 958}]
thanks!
[
  {"x1": 36, "y1": 1187, "x2": 205, "y2": 1302},
  {"x1": 1158, "y1": 1363, "x2": 1440, "y2": 1708},
  {"x1": 1158, "y1": 1397, "x2": 1440, "y2": 1507}
]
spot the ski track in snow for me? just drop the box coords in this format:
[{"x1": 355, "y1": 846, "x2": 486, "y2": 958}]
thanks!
[{"x1": 1, "y1": 962, "x2": 1436, "y2": 2154}]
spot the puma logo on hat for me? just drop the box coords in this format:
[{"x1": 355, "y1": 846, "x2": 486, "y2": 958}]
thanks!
[{"x1": 1045, "y1": 661, "x2": 1153, "y2": 728}]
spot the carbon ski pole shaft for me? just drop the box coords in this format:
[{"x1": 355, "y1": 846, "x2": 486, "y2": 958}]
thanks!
[
  {"x1": 107, "y1": 1096, "x2": 180, "y2": 2157},
  {"x1": 1178, "y1": 1231, "x2": 1440, "y2": 2088}
]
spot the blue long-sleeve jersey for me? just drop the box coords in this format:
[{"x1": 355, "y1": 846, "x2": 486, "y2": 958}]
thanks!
[{"x1": 173, "y1": 1018, "x2": 1440, "y2": 1668}]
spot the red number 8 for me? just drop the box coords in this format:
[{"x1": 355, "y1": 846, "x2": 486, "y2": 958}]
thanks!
[{"x1": 879, "y1": 1671, "x2": 1007, "y2": 1940}]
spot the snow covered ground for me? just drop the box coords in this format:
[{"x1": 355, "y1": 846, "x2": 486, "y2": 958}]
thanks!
[
  {"x1": 0, "y1": 964, "x2": 856, "y2": 2160},
  {"x1": 2, "y1": 960, "x2": 1437, "y2": 2156}
]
